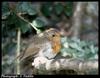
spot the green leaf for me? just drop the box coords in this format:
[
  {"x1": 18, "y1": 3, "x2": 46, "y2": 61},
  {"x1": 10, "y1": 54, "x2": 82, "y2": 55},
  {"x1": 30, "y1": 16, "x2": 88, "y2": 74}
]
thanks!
[
  {"x1": 21, "y1": 23, "x2": 31, "y2": 33},
  {"x1": 36, "y1": 16, "x2": 49, "y2": 26},
  {"x1": 15, "y1": 17, "x2": 31, "y2": 33},
  {"x1": 16, "y1": 2, "x2": 26, "y2": 13},
  {"x1": 6, "y1": 12, "x2": 31, "y2": 33},
  {"x1": 7, "y1": 12, "x2": 18, "y2": 25},
  {"x1": 2, "y1": 2, "x2": 10, "y2": 18},
  {"x1": 84, "y1": 47, "x2": 90, "y2": 54},
  {"x1": 94, "y1": 47, "x2": 98, "y2": 53},
  {"x1": 61, "y1": 37, "x2": 67, "y2": 43},
  {"x1": 79, "y1": 41, "x2": 87, "y2": 47},
  {"x1": 60, "y1": 48, "x2": 66, "y2": 53},
  {"x1": 63, "y1": 42, "x2": 69, "y2": 48},
  {"x1": 69, "y1": 43, "x2": 84, "y2": 52},
  {"x1": 61, "y1": 37, "x2": 98, "y2": 60},
  {"x1": 32, "y1": 18, "x2": 45, "y2": 28},
  {"x1": 85, "y1": 52, "x2": 94, "y2": 60},
  {"x1": 16, "y1": 2, "x2": 37, "y2": 15},
  {"x1": 60, "y1": 48, "x2": 72, "y2": 57},
  {"x1": 94, "y1": 54, "x2": 98, "y2": 59},
  {"x1": 27, "y1": 8, "x2": 37, "y2": 15},
  {"x1": 75, "y1": 51, "x2": 85, "y2": 58},
  {"x1": 71, "y1": 37, "x2": 80, "y2": 43},
  {"x1": 41, "y1": 3, "x2": 53, "y2": 16},
  {"x1": 54, "y1": 3, "x2": 63, "y2": 15},
  {"x1": 66, "y1": 48, "x2": 77, "y2": 54},
  {"x1": 64, "y1": 2, "x2": 73, "y2": 16},
  {"x1": 89, "y1": 45, "x2": 95, "y2": 54}
]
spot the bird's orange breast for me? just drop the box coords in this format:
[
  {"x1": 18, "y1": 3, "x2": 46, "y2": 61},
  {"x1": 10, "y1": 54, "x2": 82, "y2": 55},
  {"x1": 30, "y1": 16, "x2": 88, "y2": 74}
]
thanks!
[
  {"x1": 51, "y1": 34, "x2": 61, "y2": 54},
  {"x1": 52, "y1": 42, "x2": 61, "y2": 54}
]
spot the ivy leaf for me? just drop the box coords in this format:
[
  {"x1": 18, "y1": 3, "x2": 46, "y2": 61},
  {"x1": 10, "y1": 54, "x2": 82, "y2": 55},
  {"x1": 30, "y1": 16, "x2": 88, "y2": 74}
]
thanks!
[
  {"x1": 94, "y1": 54, "x2": 98, "y2": 59},
  {"x1": 66, "y1": 48, "x2": 77, "y2": 54},
  {"x1": 6, "y1": 12, "x2": 30, "y2": 33},
  {"x1": 27, "y1": 7, "x2": 37, "y2": 15},
  {"x1": 94, "y1": 47, "x2": 98, "y2": 53},
  {"x1": 41, "y1": 3, "x2": 53, "y2": 16},
  {"x1": 60, "y1": 48, "x2": 72, "y2": 57},
  {"x1": 90, "y1": 45, "x2": 95, "y2": 54},
  {"x1": 36, "y1": 16, "x2": 49, "y2": 26},
  {"x1": 69, "y1": 43, "x2": 84, "y2": 52},
  {"x1": 61, "y1": 37, "x2": 67, "y2": 43},
  {"x1": 75, "y1": 51, "x2": 85, "y2": 58},
  {"x1": 64, "y1": 2, "x2": 73, "y2": 16},
  {"x1": 7, "y1": 12, "x2": 18, "y2": 25},
  {"x1": 54, "y1": 3, "x2": 63, "y2": 15},
  {"x1": 71, "y1": 37, "x2": 80, "y2": 43},
  {"x1": 15, "y1": 17, "x2": 31, "y2": 33},
  {"x1": 20, "y1": 23, "x2": 31, "y2": 33},
  {"x1": 16, "y1": 2, "x2": 37, "y2": 15},
  {"x1": 79, "y1": 41, "x2": 87, "y2": 47},
  {"x1": 63, "y1": 42, "x2": 69, "y2": 48},
  {"x1": 2, "y1": 2, "x2": 10, "y2": 19},
  {"x1": 61, "y1": 37, "x2": 98, "y2": 60},
  {"x1": 32, "y1": 18, "x2": 45, "y2": 28}
]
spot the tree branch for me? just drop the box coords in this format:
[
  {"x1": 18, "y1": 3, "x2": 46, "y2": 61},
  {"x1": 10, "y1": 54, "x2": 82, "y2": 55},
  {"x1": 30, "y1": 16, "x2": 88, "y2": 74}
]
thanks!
[
  {"x1": 32, "y1": 57, "x2": 98, "y2": 75},
  {"x1": 71, "y1": 2, "x2": 86, "y2": 38}
]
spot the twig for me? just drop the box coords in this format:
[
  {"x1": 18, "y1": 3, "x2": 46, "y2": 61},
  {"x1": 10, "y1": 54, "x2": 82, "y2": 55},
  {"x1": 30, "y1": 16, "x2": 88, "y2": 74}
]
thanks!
[
  {"x1": 16, "y1": 28, "x2": 21, "y2": 74},
  {"x1": 17, "y1": 13, "x2": 40, "y2": 34}
]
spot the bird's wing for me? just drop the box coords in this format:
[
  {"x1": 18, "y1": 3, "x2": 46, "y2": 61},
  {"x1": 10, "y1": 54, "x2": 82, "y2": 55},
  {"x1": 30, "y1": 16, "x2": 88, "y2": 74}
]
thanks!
[
  {"x1": 20, "y1": 34, "x2": 49, "y2": 61},
  {"x1": 20, "y1": 45, "x2": 40, "y2": 61}
]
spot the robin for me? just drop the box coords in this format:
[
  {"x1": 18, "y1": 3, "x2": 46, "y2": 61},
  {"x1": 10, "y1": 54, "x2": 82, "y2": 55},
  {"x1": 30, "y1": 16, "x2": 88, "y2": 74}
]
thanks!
[
  {"x1": 18, "y1": 28, "x2": 61, "y2": 74},
  {"x1": 19, "y1": 28, "x2": 61, "y2": 61}
]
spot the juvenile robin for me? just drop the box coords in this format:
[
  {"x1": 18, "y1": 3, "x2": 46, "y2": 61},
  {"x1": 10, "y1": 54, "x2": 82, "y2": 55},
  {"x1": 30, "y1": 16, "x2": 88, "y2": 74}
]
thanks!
[{"x1": 20, "y1": 28, "x2": 61, "y2": 61}]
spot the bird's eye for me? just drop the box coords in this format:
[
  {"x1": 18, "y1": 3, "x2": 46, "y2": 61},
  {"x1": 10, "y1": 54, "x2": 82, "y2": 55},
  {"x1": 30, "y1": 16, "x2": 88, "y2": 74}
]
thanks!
[{"x1": 52, "y1": 34, "x2": 55, "y2": 37}]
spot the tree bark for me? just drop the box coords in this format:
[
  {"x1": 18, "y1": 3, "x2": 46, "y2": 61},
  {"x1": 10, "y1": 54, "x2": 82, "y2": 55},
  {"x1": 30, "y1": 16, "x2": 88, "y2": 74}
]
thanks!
[
  {"x1": 32, "y1": 57, "x2": 98, "y2": 75},
  {"x1": 71, "y1": 2, "x2": 86, "y2": 38}
]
